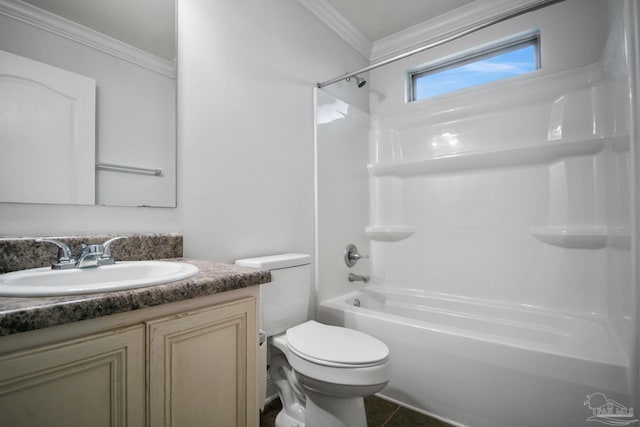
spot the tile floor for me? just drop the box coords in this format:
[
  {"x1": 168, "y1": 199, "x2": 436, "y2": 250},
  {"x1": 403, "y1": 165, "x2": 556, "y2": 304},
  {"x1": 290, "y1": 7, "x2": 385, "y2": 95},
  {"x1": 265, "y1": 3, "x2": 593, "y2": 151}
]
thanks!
[{"x1": 260, "y1": 395, "x2": 453, "y2": 427}]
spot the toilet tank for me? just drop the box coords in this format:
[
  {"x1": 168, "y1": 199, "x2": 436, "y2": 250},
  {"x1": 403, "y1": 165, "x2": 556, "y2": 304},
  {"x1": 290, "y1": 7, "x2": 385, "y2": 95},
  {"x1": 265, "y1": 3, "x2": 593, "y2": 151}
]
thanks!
[{"x1": 235, "y1": 254, "x2": 311, "y2": 336}]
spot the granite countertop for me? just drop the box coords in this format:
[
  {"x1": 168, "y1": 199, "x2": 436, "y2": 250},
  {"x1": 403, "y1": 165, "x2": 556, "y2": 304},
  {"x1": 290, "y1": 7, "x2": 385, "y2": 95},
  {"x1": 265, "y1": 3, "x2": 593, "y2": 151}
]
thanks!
[{"x1": 0, "y1": 259, "x2": 271, "y2": 336}]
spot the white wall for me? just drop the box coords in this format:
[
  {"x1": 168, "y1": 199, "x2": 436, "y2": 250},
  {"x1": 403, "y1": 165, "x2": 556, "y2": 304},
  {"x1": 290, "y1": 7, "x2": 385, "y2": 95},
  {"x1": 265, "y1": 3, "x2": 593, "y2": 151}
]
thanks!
[
  {"x1": 178, "y1": 0, "x2": 368, "y2": 264},
  {"x1": 315, "y1": 89, "x2": 370, "y2": 303},
  {"x1": 0, "y1": 202, "x2": 180, "y2": 237}
]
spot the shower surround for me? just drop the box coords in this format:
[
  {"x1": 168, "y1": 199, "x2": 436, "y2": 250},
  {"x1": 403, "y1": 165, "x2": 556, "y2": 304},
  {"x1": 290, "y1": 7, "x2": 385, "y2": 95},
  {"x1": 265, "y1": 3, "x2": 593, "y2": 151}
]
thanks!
[{"x1": 315, "y1": 1, "x2": 637, "y2": 426}]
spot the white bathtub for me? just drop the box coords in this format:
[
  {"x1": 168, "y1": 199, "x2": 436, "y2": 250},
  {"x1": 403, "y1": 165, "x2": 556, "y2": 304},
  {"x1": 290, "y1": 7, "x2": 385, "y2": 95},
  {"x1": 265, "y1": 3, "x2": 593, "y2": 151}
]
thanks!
[{"x1": 318, "y1": 287, "x2": 631, "y2": 427}]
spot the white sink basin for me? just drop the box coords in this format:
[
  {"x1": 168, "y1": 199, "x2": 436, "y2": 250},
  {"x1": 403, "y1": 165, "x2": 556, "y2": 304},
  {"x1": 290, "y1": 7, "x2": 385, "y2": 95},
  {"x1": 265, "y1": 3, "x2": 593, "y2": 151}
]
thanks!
[{"x1": 0, "y1": 261, "x2": 200, "y2": 297}]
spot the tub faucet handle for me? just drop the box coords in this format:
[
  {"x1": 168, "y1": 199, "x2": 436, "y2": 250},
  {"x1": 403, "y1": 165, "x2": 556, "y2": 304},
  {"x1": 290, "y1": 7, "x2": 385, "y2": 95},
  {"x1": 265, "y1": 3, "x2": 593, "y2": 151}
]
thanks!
[{"x1": 344, "y1": 243, "x2": 368, "y2": 267}]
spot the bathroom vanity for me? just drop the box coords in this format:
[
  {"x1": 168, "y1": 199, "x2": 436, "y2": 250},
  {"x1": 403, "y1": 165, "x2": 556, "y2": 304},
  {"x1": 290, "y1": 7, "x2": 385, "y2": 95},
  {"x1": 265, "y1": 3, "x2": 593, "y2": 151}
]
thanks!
[{"x1": 0, "y1": 255, "x2": 270, "y2": 427}]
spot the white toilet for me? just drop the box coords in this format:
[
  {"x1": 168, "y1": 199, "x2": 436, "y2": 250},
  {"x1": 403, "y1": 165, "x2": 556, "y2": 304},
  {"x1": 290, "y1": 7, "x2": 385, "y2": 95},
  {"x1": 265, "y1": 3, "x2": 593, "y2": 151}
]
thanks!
[{"x1": 235, "y1": 253, "x2": 390, "y2": 427}]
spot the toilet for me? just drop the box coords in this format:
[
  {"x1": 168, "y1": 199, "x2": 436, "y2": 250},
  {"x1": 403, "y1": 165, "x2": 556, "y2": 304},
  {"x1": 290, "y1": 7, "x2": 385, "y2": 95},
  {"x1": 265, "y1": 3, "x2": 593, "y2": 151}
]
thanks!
[{"x1": 235, "y1": 253, "x2": 390, "y2": 427}]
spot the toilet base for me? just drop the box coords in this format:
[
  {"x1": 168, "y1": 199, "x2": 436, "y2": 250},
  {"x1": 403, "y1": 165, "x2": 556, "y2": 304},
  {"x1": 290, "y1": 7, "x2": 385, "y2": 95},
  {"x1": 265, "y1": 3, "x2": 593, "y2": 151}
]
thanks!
[
  {"x1": 304, "y1": 390, "x2": 366, "y2": 427},
  {"x1": 274, "y1": 394, "x2": 368, "y2": 427},
  {"x1": 268, "y1": 330, "x2": 389, "y2": 427},
  {"x1": 275, "y1": 408, "x2": 305, "y2": 427}
]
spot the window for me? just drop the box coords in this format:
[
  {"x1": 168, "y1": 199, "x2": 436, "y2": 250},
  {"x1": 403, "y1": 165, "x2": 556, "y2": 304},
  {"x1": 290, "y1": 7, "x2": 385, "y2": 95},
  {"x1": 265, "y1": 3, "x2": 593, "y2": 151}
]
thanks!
[{"x1": 409, "y1": 33, "x2": 540, "y2": 101}]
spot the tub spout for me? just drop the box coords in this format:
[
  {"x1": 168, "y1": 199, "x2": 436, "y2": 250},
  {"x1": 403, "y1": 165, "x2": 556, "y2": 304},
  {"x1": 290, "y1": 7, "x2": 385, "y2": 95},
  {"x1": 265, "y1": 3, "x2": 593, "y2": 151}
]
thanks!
[{"x1": 348, "y1": 273, "x2": 370, "y2": 283}]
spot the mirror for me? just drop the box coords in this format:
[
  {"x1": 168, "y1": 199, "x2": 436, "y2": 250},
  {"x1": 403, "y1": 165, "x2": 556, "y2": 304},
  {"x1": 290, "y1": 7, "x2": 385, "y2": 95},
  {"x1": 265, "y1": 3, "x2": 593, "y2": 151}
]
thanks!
[{"x1": 0, "y1": 0, "x2": 176, "y2": 207}]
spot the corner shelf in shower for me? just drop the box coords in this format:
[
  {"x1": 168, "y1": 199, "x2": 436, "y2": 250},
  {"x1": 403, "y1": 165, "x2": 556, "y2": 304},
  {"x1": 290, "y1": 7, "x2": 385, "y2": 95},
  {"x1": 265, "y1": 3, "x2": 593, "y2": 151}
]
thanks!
[
  {"x1": 367, "y1": 135, "x2": 627, "y2": 177},
  {"x1": 365, "y1": 225, "x2": 415, "y2": 242},
  {"x1": 529, "y1": 226, "x2": 630, "y2": 250}
]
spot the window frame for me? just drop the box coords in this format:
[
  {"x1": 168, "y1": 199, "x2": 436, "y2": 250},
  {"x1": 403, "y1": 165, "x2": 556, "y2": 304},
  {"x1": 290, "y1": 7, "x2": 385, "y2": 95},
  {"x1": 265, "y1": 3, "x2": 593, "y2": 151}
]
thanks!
[{"x1": 407, "y1": 31, "x2": 541, "y2": 102}]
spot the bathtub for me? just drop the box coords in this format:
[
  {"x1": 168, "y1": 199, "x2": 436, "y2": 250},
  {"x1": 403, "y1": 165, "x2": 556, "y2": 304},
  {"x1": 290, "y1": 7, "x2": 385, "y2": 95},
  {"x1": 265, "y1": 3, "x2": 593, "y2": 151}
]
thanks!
[{"x1": 318, "y1": 287, "x2": 631, "y2": 427}]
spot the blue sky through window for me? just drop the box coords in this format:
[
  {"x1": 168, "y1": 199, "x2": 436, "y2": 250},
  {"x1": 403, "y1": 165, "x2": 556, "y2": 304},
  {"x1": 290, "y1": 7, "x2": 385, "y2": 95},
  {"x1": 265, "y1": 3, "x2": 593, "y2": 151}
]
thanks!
[{"x1": 414, "y1": 44, "x2": 538, "y2": 100}]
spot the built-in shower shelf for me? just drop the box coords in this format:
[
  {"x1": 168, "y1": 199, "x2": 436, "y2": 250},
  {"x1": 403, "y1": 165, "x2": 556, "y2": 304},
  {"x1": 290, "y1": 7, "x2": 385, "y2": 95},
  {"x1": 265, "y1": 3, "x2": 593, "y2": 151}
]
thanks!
[
  {"x1": 366, "y1": 225, "x2": 415, "y2": 242},
  {"x1": 529, "y1": 226, "x2": 630, "y2": 250},
  {"x1": 368, "y1": 136, "x2": 627, "y2": 177}
]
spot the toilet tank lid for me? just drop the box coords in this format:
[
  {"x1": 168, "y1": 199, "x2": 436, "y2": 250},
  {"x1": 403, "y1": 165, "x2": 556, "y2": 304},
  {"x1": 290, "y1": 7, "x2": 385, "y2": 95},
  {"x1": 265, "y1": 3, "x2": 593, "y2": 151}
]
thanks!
[{"x1": 235, "y1": 253, "x2": 311, "y2": 270}]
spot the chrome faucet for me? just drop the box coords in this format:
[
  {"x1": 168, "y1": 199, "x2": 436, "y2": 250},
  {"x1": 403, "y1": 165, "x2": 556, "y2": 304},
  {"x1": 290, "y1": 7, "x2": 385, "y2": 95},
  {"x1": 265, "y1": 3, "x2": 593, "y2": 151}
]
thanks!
[
  {"x1": 37, "y1": 236, "x2": 127, "y2": 269},
  {"x1": 348, "y1": 273, "x2": 370, "y2": 283},
  {"x1": 344, "y1": 244, "x2": 368, "y2": 267},
  {"x1": 36, "y1": 239, "x2": 75, "y2": 269}
]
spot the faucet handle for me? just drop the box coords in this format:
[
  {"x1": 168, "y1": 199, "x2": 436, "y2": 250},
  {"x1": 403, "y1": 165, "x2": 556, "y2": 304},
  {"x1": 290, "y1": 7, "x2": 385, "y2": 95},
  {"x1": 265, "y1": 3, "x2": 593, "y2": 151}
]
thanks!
[
  {"x1": 36, "y1": 239, "x2": 75, "y2": 269},
  {"x1": 101, "y1": 236, "x2": 128, "y2": 259},
  {"x1": 344, "y1": 243, "x2": 368, "y2": 267}
]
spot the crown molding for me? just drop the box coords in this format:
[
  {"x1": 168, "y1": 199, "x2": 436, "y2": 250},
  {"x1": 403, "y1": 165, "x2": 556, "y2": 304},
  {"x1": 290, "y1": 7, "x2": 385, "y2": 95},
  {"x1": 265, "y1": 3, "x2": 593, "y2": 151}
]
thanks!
[
  {"x1": 371, "y1": 0, "x2": 558, "y2": 63},
  {"x1": 0, "y1": 0, "x2": 175, "y2": 78},
  {"x1": 296, "y1": 0, "x2": 372, "y2": 59}
]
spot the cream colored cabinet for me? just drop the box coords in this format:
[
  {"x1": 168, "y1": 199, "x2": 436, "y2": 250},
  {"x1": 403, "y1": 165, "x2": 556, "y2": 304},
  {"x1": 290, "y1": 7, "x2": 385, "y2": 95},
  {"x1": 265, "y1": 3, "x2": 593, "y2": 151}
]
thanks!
[
  {"x1": 0, "y1": 325, "x2": 145, "y2": 427},
  {"x1": 147, "y1": 296, "x2": 257, "y2": 427},
  {"x1": 0, "y1": 290, "x2": 258, "y2": 427}
]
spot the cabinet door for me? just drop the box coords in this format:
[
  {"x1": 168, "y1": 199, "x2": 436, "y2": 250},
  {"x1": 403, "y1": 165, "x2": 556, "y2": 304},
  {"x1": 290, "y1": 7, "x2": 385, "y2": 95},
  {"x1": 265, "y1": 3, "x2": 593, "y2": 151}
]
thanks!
[
  {"x1": 0, "y1": 325, "x2": 145, "y2": 427},
  {"x1": 147, "y1": 297, "x2": 257, "y2": 427}
]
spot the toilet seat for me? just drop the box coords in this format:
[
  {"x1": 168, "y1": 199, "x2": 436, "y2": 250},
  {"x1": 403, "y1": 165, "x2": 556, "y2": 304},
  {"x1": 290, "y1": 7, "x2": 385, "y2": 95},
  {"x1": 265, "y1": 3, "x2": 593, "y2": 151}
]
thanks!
[
  {"x1": 286, "y1": 321, "x2": 389, "y2": 368},
  {"x1": 271, "y1": 321, "x2": 391, "y2": 388}
]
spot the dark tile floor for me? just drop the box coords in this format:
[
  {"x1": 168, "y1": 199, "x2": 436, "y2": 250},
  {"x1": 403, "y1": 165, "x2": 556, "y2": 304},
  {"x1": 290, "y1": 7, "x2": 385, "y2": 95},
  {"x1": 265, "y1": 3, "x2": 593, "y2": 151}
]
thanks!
[{"x1": 260, "y1": 395, "x2": 452, "y2": 427}]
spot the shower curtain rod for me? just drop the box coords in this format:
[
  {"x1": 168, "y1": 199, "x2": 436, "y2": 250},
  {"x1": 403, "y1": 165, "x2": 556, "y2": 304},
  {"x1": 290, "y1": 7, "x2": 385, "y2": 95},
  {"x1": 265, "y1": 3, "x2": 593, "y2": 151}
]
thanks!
[{"x1": 316, "y1": 0, "x2": 565, "y2": 89}]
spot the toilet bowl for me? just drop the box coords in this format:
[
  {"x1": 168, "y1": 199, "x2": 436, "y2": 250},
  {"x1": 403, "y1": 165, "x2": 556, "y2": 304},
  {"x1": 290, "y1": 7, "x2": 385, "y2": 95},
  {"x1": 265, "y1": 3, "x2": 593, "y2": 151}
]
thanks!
[{"x1": 235, "y1": 254, "x2": 391, "y2": 427}]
